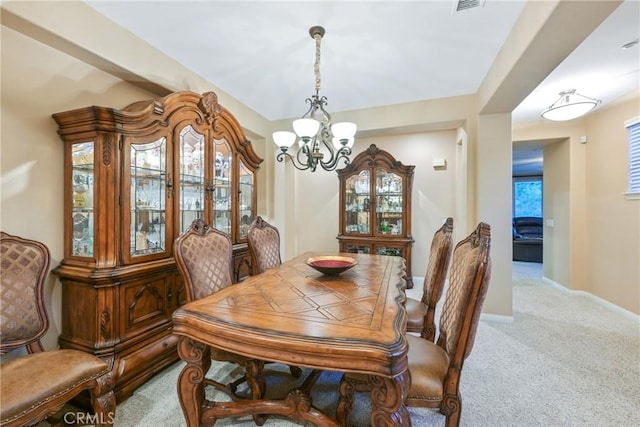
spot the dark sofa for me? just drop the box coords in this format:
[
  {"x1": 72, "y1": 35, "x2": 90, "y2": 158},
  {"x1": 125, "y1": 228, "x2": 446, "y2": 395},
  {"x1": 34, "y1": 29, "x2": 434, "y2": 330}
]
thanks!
[{"x1": 513, "y1": 216, "x2": 543, "y2": 262}]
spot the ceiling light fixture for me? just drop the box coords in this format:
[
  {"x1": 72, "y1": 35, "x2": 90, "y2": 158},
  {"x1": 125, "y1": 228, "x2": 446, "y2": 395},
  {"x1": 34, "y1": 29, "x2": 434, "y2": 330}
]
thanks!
[
  {"x1": 541, "y1": 89, "x2": 601, "y2": 121},
  {"x1": 272, "y1": 26, "x2": 357, "y2": 172}
]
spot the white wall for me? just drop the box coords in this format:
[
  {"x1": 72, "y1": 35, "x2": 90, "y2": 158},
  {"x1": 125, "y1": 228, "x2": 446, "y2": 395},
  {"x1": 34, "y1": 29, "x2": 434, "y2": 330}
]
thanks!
[{"x1": 1, "y1": 26, "x2": 158, "y2": 349}]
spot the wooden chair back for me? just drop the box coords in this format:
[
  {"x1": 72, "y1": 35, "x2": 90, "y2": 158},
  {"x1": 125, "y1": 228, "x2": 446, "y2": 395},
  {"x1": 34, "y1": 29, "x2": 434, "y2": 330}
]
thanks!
[
  {"x1": 247, "y1": 216, "x2": 282, "y2": 275},
  {"x1": 174, "y1": 219, "x2": 233, "y2": 302},
  {"x1": 436, "y1": 221, "x2": 492, "y2": 377},
  {"x1": 420, "y1": 217, "x2": 454, "y2": 341},
  {"x1": 0, "y1": 232, "x2": 50, "y2": 355}
]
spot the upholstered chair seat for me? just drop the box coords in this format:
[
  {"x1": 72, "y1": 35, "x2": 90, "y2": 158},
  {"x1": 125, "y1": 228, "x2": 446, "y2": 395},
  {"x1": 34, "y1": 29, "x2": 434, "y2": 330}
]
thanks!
[
  {"x1": 1, "y1": 350, "x2": 111, "y2": 425},
  {"x1": 405, "y1": 297, "x2": 428, "y2": 332},
  {"x1": 404, "y1": 335, "x2": 449, "y2": 403}
]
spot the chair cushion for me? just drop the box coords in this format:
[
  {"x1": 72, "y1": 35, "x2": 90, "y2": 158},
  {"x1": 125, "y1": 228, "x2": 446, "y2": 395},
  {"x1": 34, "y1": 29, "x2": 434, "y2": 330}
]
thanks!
[
  {"x1": 0, "y1": 349, "x2": 109, "y2": 423},
  {"x1": 405, "y1": 334, "x2": 449, "y2": 402},
  {"x1": 405, "y1": 297, "x2": 427, "y2": 332}
]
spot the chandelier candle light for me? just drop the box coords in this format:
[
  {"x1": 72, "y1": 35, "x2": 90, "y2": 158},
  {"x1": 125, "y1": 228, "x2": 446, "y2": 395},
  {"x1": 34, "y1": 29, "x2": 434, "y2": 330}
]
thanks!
[
  {"x1": 273, "y1": 26, "x2": 357, "y2": 172},
  {"x1": 541, "y1": 89, "x2": 601, "y2": 121}
]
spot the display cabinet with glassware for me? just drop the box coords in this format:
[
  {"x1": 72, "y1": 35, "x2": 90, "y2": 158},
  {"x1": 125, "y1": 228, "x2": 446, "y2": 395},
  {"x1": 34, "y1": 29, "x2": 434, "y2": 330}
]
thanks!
[
  {"x1": 337, "y1": 144, "x2": 415, "y2": 288},
  {"x1": 52, "y1": 91, "x2": 263, "y2": 401}
]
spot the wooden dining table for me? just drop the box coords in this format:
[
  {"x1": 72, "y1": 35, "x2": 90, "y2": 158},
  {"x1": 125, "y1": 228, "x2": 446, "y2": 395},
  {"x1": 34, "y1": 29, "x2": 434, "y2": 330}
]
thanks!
[{"x1": 171, "y1": 251, "x2": 411, "y2": 426}]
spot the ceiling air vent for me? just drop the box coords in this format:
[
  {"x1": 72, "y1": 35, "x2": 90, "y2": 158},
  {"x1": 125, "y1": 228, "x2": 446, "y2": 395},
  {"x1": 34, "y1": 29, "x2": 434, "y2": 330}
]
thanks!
[{"x1": 454, "y1": 0, "x2": 485, "y2": 12}]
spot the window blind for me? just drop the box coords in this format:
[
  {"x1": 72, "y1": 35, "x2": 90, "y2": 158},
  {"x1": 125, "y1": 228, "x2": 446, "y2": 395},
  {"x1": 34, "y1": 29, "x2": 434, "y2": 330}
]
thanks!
[{"x1": 626, "y1": 118, "x2": 640, "y2": 193}]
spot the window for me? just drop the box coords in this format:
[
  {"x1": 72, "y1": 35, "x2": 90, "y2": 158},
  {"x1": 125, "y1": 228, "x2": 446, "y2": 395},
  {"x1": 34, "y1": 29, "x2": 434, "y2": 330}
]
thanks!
[
  {"x1": 513, "y1": 177, "x2": 543, "y2": 217},
  {"x1": 625, "y1": 117, "x2": 640, "y2": 199}
]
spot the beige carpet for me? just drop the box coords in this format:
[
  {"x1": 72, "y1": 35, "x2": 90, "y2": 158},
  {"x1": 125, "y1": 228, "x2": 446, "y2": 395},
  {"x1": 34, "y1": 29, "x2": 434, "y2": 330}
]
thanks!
[{"x1": 96, "y1": 262, "x2": 640, "y2": 425}]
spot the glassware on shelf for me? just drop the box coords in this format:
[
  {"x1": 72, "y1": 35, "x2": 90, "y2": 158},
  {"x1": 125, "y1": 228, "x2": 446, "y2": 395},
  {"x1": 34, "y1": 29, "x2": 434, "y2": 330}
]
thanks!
[
  {"x1": 213, "y1": 139, "x2": 232, "y2": 181},
  {"x1": 72, "y1": 212, "x2": 93, "y2": 257},
  {"x1": 147, "y1": 224, "x2": 160, "y2": 249}
]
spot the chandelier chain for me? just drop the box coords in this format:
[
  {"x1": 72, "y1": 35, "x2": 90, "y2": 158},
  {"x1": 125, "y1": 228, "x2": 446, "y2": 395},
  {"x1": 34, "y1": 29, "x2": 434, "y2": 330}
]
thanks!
[{"x1": 314, "y1": 32, "x2": 321, "y2": 93}]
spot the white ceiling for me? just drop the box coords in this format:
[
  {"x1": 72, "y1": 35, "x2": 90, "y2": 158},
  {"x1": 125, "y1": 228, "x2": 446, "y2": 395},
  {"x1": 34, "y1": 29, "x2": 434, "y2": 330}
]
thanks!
[
  {"x1": 86, "y1": 0, "x2": 639, "y2": 175},
  {"x1": 86, "y1": 0, "x2": 638, "y2": 124}
]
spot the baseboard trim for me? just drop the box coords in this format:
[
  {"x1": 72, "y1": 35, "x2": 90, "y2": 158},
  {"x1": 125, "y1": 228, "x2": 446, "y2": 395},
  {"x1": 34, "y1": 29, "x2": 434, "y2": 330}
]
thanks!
[{"x1": 542, "y1": 276, "x2": 639, "y2": 321}]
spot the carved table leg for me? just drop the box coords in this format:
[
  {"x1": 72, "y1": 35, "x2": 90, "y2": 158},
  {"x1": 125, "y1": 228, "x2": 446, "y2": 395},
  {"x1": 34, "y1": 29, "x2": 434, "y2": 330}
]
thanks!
[
  {"x1": 177, "y1": 336, "x2": 211, "y2": 427},
  {"x1": 244, "y1": 358, "x2": 267, "y2": 426},
  {"x1": 336, "y1": 374, "x2": 355, "y2": 426},
  {"x1": 369, "y1": 371, "x2": 411, "y2": 426}
]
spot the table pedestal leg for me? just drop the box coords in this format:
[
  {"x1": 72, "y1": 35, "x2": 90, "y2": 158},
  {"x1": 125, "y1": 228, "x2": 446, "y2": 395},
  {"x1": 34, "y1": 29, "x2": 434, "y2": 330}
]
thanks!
[
  {"x1": 369, "y1": 371, "x2": 411, "y2": 426},
  {"x1": 177, "y1": 336, "x2": 211, "y2": 427}
]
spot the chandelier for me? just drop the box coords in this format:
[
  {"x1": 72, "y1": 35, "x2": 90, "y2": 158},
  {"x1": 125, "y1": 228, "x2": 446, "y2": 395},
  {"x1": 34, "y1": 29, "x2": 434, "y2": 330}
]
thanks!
[
  {"x1": 272, "y1": 26, "x2": 357, "y2": 172},
  {"x1": 541, "y1": 89, "x2": 601, "y2": 121}
]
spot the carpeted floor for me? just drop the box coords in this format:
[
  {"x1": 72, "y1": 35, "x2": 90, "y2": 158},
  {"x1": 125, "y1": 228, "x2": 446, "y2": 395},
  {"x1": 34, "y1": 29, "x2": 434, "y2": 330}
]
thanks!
[{"x1": 106, "y1": 262, "x2": 639, "y2": 426}]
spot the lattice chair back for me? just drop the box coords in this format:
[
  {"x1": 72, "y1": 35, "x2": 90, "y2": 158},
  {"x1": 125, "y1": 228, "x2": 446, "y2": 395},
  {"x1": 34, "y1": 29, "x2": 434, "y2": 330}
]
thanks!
[
  {"x1": 174, "y1": 219, "x2": 234, "y2": 302},
  {"x1": 419, "y1": 217, "x2": 454, "y2": 341},
  {"x1": 0, "y1": 231, "x2": 50, "y2": 355},
  {"x1": 247, "y1": 216, "x2": 282, "y2": 275},
  {"x1": 437, "y1": 222, "x2": 492, "y2": 362}
]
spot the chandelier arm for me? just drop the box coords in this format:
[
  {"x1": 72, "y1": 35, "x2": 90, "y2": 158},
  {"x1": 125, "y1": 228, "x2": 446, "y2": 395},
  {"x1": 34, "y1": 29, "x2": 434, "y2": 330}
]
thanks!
[
  {"x1": 276, "y1": 150, "x2": 312, "y2": 171},
  {"x1": 301, "y1": 96, "x2": 317, "y2": 118},
  {"x1": 317, "y1": 126, "x2": 337, "y2": 159},
  {"x1": 317, "y1": 96, "x2": 330, "y2": 121},
  {"x1": 296, "y1": 142, "x2": 317, "y2": 171},
  {"x1": 320, "y1": 147, "x2": 353, "y2": 171}
]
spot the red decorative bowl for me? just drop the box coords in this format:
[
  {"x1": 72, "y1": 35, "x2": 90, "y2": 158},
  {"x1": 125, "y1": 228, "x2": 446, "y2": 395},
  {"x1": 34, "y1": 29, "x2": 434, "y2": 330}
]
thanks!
[{"x1": 306, "y1": 256, "x2": 358, "y2": 275}]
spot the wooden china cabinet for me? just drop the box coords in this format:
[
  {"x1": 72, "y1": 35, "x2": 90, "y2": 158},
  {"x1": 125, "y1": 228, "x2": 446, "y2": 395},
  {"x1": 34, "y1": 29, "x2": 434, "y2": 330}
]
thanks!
[
  {"x1": 337, "y1": 144, "x2": 415, "y2": 288},
  {"x1": 52, "y1": 91, "x2": 263, "y2": 400}
]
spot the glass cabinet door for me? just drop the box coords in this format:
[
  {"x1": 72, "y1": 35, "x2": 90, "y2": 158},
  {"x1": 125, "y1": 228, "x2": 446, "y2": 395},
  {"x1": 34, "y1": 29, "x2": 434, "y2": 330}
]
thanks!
[
  {"x1": 71, "y1": 142, "x2": 95, "y2": 257},
  {"x1": 238, "y1": 160, "x2": 254, "y2": 240},
  {"x1": 374, "y1": 170, "x2": 403, "y2": 236},
  {"x1": 212, "y1": 138, "x2": 232, "y2": 236},
  {"x1": 179, "y1": 126, "x2": 205, "y2": 233},
  {"x1": 343, "y1": 243, "x2": 372, "y2": 254},
  {"x1": 344, "y1": 169, "x2": 371, "y2": 234},
  {"x1": 130, "y1": 137, "x2": 167, "y2": 257},
  {"x1": 375, "y1": 245, "x2": 403, "y2": 257}
]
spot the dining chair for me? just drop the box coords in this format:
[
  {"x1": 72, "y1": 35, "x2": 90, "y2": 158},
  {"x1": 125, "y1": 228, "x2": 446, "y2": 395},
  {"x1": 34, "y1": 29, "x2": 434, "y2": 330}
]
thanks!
[
  {"x1": 173, "y1": 219, "x2": 301, "y2": 406},
  {"x1": 247, "y1": 216, "x2": 282, "y2": 275},
  {"x1": 246, "y1": 216, "x2": 305, "y2": 378},
  {"x1": 337, "y1": 222, "x2": 492, "y2": 427},
  {"x1": 405, "y1": 217, "x2": 454, "y2": 340},
  {"x1": 1, "y1": 232, "x2": 115, "y2": 427},
  {"x1": 174, "y1": 219, "x2": 263, "y2": 402}
]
